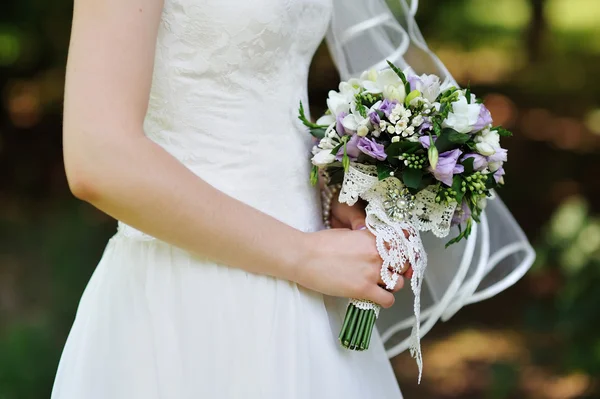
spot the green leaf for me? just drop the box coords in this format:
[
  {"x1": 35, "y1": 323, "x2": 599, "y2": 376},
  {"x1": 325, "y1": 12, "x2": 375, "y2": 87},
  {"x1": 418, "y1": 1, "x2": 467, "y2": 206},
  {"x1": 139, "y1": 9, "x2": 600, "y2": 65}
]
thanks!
[
  {"x1": 494, "y1": 126, "x2": 513, "y2": 137},
  {"x1": 342, "y1": 143, "x2": 350, "y2": 172},
  {"x1": 447, "y1": 130, "x2": 471, "y2": 144},
  {"x1": 309, "y1": 128, "x2": 326, "y2": 139},
  {"x1": 377, "y1": 163, "x2": 393, "y2": 181},
  {"x1": 461, "y1": 157, "x2": 475, "y2": 174},
  {"x1": 385, "y1": 141, "x2": 421, "y2": 157},
  {"x1": 435, "y1": 128, "x2": 467, "y2": 153},
  {"x1": 452, "y1": 175, "x2": 465, "y2": 203},
  {"x1": 386, "y1": 60, "x2": 407, "y2": 84},
  {"x1": 465, "y1": 83, "x2": 471, "y2": 104},
  {"x1": 298, "y1": 101, "x2": 329, "y2": 129},
  {"x1": 485, "y1": 173, "x2": 498, "y2": 189},
  {"x1": 330, "y1": 143, "x2": 343, "y2": 156},
  {"x1": 310, "y1": 165, "x2": 319, "y2": 186},
  {"x1": 358, "y1": 105, "x2": 368, "y2": 118},
  {"x1": 402, "y1": 168, "x2": 423, "y2": 189}
]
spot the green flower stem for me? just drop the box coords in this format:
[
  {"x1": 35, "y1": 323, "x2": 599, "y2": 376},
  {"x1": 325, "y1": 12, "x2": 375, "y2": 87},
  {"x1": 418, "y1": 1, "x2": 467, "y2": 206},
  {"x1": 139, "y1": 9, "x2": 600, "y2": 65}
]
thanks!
[
  {"x1": 364, "y1": 311, "x2": 376, "y2": 350},
  {"x1": 342, "y1": 306, "x2": 360, "y2": 346},
  {"x1": 350, "y1": 310, "x2": 366, "y2": 349},
  {"x1": 338, "y1": 305, "x2": 355, "y2": 341},
  {"x1": 339, "y1": 304, "x2": 378, "y2": 351}
]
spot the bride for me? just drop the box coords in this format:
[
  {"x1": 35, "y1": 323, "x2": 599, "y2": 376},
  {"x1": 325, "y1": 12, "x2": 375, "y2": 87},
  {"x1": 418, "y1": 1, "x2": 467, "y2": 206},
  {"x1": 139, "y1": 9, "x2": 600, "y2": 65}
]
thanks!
[{"x1": 52, "y1": 0, "x2": 534, "y2": 397}]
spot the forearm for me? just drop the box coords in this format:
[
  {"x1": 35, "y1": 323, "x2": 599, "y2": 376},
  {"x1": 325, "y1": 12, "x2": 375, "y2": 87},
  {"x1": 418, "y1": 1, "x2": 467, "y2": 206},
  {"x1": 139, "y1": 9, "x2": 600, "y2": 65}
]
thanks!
[{"x1": 66, "y1": 132, "x2": 307, "y2": 281}]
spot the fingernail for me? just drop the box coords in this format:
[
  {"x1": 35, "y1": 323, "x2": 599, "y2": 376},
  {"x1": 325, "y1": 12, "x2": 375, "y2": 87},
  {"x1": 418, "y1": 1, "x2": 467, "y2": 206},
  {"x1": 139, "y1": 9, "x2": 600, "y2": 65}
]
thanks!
[{"x1": 356, "y1": 225, "x2": 367, "y2": 230}]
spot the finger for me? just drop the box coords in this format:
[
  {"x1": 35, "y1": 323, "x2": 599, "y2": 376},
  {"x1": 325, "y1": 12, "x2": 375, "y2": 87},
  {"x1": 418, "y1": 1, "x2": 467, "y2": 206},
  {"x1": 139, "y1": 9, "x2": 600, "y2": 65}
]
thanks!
[
  {"x1": 332, "y1": 202, "x2": 367, "y2": 230},
  {"x1": 368, "y1": 286, "x2": 395, "y2": 309},
  {"x1": 404, "y1": 266, "x2": 414, "y2": 279},
  {"x1": 329, "y1": 215, "x2": 345, "y2": 229},
  {"x1": 378, "y1": 273, "x2": 405, "y2": 293},
  {"x1": 346, "y1": 206, "x2": 367, "y2": 230}
]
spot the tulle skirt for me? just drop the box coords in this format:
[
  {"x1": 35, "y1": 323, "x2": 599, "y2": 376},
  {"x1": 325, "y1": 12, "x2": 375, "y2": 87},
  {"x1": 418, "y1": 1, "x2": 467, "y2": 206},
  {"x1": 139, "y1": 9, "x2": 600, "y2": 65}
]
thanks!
[{"x1": 51, "y1": 231, "x2": 403, "y2": 399}]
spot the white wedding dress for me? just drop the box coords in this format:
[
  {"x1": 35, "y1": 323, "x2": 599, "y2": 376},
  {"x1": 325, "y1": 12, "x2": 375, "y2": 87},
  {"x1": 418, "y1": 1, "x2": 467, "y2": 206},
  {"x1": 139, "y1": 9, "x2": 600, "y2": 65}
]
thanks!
[
  {"x1": 52, "y1": 0, "x2": 535, "y2": 397},
  {"x1": 51, "y1": 0, "x2": 404, "y2": 398}
]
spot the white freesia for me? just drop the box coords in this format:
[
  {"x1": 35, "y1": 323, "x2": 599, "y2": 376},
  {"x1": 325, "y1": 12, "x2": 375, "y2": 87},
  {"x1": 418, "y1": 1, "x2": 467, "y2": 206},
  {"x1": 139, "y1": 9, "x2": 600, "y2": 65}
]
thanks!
[
  {"x1": 383, "y1": 85, "x2": 406, "y2": 102},
  {"x1": 312, "y1": 149, "x2": 336, "y2": 166},
  {"x1": 362, "y1": 69, "x2": 406, "y2": 103},
  {"x1": 474, "y1": 128, "x2": 500, "y2": 156},
  {"x1": 443, "y1": 95, "x2": 482, "y2": 133},
  {"x1": 342, "y1": 111, "x2": 369, "y2": 133},
  {"x1": 360, "y1": 69, "x2": 379, "y2": 82},
  {"x1": 326, "y1": 91, "x2": 352, "y2": 116},
  {"x1": 316, "y1": 114, "x2": 335, "y2": 126},
  {"x1": 411, "y1": 74, "x2": 441, "y2": 103},
  {"x1": 475, "y1": 142, "x2": 496, "y2": 156},
  {"x1": 488, "y1": 160, "x2": 502, "y2": 172}
]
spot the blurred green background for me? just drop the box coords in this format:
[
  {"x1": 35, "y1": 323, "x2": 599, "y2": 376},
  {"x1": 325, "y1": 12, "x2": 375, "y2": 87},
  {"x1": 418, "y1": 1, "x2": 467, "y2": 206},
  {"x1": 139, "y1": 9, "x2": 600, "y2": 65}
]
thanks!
[{"x1": 1, "y1": 0, "x2": 599, "y2": 398}]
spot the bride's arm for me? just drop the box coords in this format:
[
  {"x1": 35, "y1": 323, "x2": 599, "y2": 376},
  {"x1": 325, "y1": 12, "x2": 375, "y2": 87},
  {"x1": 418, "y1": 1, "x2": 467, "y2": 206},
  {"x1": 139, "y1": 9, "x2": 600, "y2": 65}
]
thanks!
[{"x1": 64, "y1": 0, "x2": 400, "y2": 306}]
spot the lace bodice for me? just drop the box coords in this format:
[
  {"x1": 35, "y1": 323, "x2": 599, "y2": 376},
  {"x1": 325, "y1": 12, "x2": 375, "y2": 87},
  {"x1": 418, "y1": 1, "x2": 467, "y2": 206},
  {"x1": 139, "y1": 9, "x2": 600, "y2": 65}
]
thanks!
[{"x1": 119, "y1": 0, "x2": 333, "y2": 239}]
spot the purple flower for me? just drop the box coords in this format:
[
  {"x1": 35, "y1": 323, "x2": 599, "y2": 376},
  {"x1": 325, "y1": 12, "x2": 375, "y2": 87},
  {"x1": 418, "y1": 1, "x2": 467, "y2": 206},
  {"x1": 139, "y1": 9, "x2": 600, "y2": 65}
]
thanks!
[
  {"x1": 493, "y1": 167, "x2": 505, "y2": 184},
  {"x1": 357, "y1": 137, "x2": 387, "y2": 161},
  {"x1": 408, "y1": 74, "x2": 420, "y2": 91},
  {"x1": 336, "y1": 112, "x2": 348, "y2": 135},
  {"x1": 452, "y1": 200, "x2": 472, "y2": 225},
  {"x1": 335, "y1": 134, "x2": 361, "y2": 161},
  {"x1": 461, "y1": 153, "x2": 488, "y2": 171},
  {"x1": 419, "y1": 135, "x2": 436, "y2": 149},
  {"x1": 379, "y1": 99, "x2": 397, "y2": 117},
  {"x1": 368, "y1": 111, "x2": 381, "y2": 126},
  {"x1": 418, "y1": 119, "x2": 433, "y2": 134},
  {"x1": 487, "y1": 148, "x2": 508, "y2": 163},
  {"x1": 471, "y1": 105, "x2": 493, "y2": 132},
  {"x1": 407, "y1": 74, "x2": 441, "y2": 102},
  {"x1": 429, "y1": 149, "x2": 464, "y2": 186}
]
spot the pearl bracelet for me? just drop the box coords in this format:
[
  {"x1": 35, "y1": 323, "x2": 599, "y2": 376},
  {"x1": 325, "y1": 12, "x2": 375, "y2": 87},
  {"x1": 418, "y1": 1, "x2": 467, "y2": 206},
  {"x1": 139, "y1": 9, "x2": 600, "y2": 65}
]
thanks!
[{"x1": 321, "y1": 183, "x2": 342, "y2": 229}]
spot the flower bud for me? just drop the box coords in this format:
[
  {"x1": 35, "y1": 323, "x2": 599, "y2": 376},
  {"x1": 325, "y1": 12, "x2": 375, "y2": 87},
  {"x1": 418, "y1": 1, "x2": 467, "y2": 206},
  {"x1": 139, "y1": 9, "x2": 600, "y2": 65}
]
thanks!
[
  {"x1": 428, "y1": 143, "x2": 439, "y2": 170},
  {"x1": 405, "y1": 89, "x2": 421, "y2": 106}
]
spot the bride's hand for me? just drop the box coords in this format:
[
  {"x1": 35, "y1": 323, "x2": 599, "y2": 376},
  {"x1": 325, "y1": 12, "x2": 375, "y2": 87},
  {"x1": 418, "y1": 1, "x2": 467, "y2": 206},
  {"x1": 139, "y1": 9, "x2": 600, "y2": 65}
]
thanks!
[
  {"x1": 295, "y1": 228, "x2": 405, "y2": 308},
  {"x1": 329, "y1": 200, "x2": 414, "y2": 278}
]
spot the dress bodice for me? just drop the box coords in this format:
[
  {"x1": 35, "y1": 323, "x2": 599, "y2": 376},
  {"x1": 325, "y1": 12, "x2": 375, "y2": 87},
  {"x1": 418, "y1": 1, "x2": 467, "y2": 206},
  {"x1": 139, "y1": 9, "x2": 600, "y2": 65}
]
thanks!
[{"x1": 119, "y1": 0, "x2": 333, "y2": 238}]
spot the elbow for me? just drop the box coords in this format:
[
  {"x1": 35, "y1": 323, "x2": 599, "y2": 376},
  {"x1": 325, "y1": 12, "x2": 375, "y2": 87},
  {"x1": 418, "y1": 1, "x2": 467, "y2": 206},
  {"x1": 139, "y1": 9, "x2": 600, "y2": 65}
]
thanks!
[{"x1": 65, "y1": 164, "x2": 100, "y2": 203}]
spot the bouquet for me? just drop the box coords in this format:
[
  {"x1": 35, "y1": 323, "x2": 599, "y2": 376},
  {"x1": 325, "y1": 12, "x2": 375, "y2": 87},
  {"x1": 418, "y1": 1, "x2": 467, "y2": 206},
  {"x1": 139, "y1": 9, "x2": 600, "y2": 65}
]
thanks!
[{"x1": 299, "y1": 61, "x2": 511, "y2": 377}]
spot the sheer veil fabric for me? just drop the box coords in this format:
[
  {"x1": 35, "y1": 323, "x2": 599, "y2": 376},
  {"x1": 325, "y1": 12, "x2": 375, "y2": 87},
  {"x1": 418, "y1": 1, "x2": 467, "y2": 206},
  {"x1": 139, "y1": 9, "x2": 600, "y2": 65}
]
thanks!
[{"x1": 326, "y1": 0, "x2": 535, "y2": 357}]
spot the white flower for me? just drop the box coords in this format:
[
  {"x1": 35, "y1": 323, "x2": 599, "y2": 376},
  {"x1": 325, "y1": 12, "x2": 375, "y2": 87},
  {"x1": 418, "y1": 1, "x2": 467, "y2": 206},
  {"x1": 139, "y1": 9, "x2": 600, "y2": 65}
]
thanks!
[
  {"x1": 357, "y1": 125, "x2": 369, "y2": 137},
  {"x1": 411, "y1": 74, "x2": 441, "y2": 103},
  {"x1": 360, "y1": 69, "x2": 379, "y2": 82},
  {"x1": 316, "y1": 114, "x2": 335, "y2": 126},
  {"x1": 488, "y1": 161, "x2": 502, "y2": 172},
  {"x1": 474, "y1": 128, "x2": 501, "y2": 156},
  {"x1": 318, "y1": 137, "x2": 334, "y2": 150},
  {"x1": 391, "y1": 136, "x2": 400, "y2": 143},
  {"x1": 475, "y1": 142, "x2": 496, "y2": 156},
  {"x1": 342, "y1": 111, "x2": 369, "y2": 133},
  {"x1": 383, "y1": 85, "x2": 406, "y2": 102},
  {"x1": 312, "y1": 149, "x2": 336, "y2": 166},
  {"x1": 443, "y1": 95, "x2": 482, "y2": 133},
  {"x1": 411, "y1": 114, "x2": 424, "y2": 127},
  {"x1": 476, "y1": 128, "x2": 501, "y2": 148},
  {"x1": 326, "y1": 90, "x2": 352, "y2": 116},
  {"x1": 362, "y1": 69, "x2": 406, "y2": 103}
]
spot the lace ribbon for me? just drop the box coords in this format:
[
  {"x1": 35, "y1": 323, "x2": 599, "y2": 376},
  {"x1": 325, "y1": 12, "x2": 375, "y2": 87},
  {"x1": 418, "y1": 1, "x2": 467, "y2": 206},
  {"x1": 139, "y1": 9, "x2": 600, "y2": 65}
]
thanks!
[{"x1": 338, "y1": 163, "x2": 457, "y2": 382}]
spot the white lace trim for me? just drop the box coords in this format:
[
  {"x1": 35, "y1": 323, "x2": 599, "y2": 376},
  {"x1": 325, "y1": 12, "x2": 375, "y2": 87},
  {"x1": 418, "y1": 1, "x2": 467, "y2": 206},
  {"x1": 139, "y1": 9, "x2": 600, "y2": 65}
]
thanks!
[
  {"x1": 349, "y1": 299, "x2": 380, "y2": 318},
  {"x1": 338, "y1": 163, "x2": 457, "y2": 382}
]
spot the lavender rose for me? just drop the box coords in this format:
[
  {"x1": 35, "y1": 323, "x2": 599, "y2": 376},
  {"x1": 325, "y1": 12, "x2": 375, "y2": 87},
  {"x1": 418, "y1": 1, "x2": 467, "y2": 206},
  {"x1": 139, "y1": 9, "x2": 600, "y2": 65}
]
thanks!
[
  {"x1": 336, "y1": 134, "x2": 361, "y2": 161},
  {"x1": 471, "y1": 105, "x2": 493, "y2": 132},
  {"x1": 357, "y1": 137, "x2": 387, "y2": 161},
  {"x1": 429, "y1": 149, "x2": 464, "y2": 186},
  {"x1": 461, "y1": 153, "x2": 488, "y2": 171}
]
